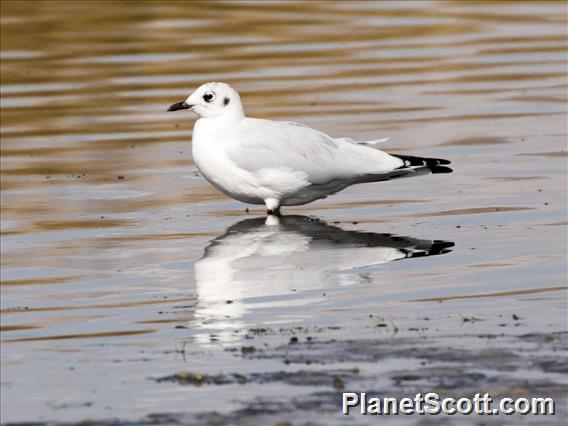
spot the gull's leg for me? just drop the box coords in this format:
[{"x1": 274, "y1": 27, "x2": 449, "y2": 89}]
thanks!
[{"x1": 265, "y1": 198, "x2": 281, "y2": 216}]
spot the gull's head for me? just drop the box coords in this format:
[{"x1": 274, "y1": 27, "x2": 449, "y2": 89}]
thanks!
[{"x1": 168, "y1": 82, "x2": 243, "y2": 119}]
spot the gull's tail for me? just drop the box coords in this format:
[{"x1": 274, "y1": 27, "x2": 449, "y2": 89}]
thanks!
[
  {"x1": 305, "y1": 152, "x2": 453, "y2": 201},
  {"x1": 350, "y1": 153, "x2": 452, "y2": 186},
  {"x1": 391, "y1": 154, "x2": 453, "y2": 174}
]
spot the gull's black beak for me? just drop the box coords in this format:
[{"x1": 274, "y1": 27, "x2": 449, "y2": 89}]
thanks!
[{"x1": 168, "y1": 101, "x2": 191, "y2": 112}]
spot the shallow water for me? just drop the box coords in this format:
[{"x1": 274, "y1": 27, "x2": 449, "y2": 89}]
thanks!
[{"x1": 1, "y1": 1, "x2": 567, "y2": 424}]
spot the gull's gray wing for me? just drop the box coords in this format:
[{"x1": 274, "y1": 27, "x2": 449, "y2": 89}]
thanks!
[{"x1": 226, "y1": 118, "x2": 403, "y2": 185}]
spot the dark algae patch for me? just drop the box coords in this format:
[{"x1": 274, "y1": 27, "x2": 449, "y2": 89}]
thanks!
[
  {"x1": 153, "y1": 369, "x2": 360, "y2": 388},
  {"x1": 141, "y1": 332, "x2": 567, "y2": 424}
]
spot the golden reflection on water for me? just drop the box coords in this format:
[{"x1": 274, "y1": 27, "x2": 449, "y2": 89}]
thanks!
[
  {"x1": 1, "y1": 0, "x2": 566, "y2": 331},
  {"x1": 411, "y1": 285, "x2": 567, "y2": 302},
  {"x1": 0, "y1": 1, "x2": 567, "y2": 421},
  {"x1": 3, "y1": 329, "x2": 156, "y2": 343}
]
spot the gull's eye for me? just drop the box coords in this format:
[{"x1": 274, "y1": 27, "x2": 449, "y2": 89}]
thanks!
[{"x1": 203, "y1": 92, "x2": 215, "y2": 103}]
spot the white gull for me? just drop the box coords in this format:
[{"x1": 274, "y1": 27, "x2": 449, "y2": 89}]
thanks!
[{"x1": 168, "y1": 82, "x2": 451, "y2": 214}]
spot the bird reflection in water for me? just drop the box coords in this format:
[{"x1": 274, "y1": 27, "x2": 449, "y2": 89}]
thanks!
[{"x1": 194, "y1": 215, "x2": 454, "y2": 342}]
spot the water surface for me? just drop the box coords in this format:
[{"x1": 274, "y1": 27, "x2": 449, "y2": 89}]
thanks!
[{"x1": 1, "y1": 1, "x2": 566, "y2": 423}]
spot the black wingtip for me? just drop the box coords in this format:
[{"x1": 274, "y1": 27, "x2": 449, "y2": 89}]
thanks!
[
  {"x1": 390, "y1": 154, "x2": 452, "y2": 173},
  {"x1": 404, "y1": 240, "x2": 455, "y2": 258},
  {"x1": 430, "y1": 165, "x2": 453, "y2": 174},
  {"x1": 429, "y1": 240, "x2": 455, "y2": 255},
  {"x1": 436, "y1": 158, "x2": 451, "y2": 165}
]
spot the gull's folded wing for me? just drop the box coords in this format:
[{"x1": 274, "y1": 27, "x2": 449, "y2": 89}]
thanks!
[{"x1": 226, "y1": 118, "x2": 403, "y2": 185}]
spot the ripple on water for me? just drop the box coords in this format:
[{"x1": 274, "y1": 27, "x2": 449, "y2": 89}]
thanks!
[{"x1": 0, "y1": 0, "x2": 566, "y2": 423}]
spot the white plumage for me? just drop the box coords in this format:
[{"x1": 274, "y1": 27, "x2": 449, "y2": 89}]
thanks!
[{"x1": 168, "y1": 82, "x2": 451, "y2": 214}]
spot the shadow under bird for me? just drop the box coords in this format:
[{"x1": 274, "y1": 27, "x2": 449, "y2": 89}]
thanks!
[{"x1": 168, "y1": 82, "x2": 452, "y2": 215}]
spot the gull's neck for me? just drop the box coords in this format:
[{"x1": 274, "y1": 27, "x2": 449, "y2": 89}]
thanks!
[{"x1": 193, "y1": 108, "x2": 245, "y2": 141}]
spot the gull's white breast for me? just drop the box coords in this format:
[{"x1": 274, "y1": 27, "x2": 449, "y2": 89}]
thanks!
[
  {"x1": 192, "y1": 117, "x2": 311, "y2": 205},
  {"x1": 192, "y1": 117, "x2": 266, "y2": 204}
]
